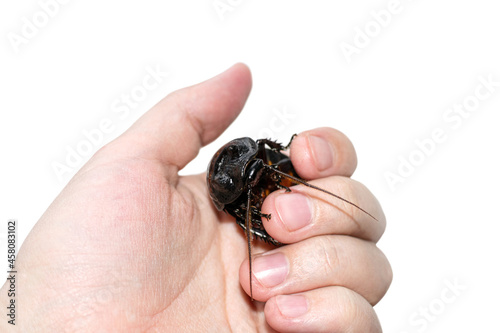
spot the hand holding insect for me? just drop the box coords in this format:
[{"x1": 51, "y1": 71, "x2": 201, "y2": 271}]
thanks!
[
  {"x1": 236, "y1": 128, "x2": 391, "y2": 331},
  {"x1": 0, "y1": 64, "x2": 391, "y2": 332},
  {"x1": 207, "y1": 134, "x2": 380, "y2": 303}
]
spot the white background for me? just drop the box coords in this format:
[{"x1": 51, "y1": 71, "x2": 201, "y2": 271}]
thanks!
[{"x1": 1, "y1": 1, "x2": 499, "y2": 332}]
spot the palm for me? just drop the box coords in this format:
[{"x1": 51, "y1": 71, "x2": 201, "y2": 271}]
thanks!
[
  {"x1": 77, "y1": 157, "x2": 268, "y2": 331},
  {"x1": 98, "y1": 158, "x2": 269, "y2": 331}
]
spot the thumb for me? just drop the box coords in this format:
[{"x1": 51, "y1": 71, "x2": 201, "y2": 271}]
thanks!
[{"x1": 112, "y1": 63, "x2": 252, "y2": 170}]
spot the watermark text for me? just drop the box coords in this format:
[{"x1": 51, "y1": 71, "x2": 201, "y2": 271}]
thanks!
[
  {"x1": 51, "y1": 65, "x2": 168, "y2": 182},
  {"x1": 385, "y1": 74, "x2": 499, "y2": 191},
  {"x1": 7, "y1": 0, "x2": 71, "y2": 53}
]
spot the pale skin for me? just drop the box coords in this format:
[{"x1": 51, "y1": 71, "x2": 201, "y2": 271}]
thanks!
[{"x1": 1, "y1": 64, "x2": 391, "y2": 332}]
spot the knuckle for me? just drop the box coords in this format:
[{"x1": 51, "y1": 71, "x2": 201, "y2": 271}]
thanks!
[
  {"x1": 299, "y1": 236, "x2": 342, "y2": 280},
  {"x1": 319, "y1": 236, "x2": 340, "y2": 277}
]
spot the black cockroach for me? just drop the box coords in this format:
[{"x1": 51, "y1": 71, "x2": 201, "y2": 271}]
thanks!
[{"x1": 206, "y1": 136, "x2": 377, "y2": 300}]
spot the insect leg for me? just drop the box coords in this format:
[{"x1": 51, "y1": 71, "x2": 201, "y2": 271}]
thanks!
[
  {"x1": 283, "y1": 134, "x2": 297, "y2": 150},
  {"x1": 236, "y1": 219, "x2": 282, "y2": 246},
  {"x1": 276, "y1": 182, "x2": 292, "y2": 193},
  {"x1": 232, "y1": 203, "x2": 279, "y2": 244},
  {"x1": 250, "y1": 206, "x2": 271, "y2": 220},
  {"x1": 256, "y1": 139, "x2": 287, "y2": 152},
  {"x1": 255, "y1": 134, "x2": 297, "y2": 152}
]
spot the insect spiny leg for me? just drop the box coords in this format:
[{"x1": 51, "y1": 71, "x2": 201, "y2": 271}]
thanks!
[
  {"x1": 284, "y1": 134, "x2": 297, "y2": 150},
  {"x1": 236, "y1": 220, "x2": 282, "y2": 246}
]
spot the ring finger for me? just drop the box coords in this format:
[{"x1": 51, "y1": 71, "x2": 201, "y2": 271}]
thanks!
[{"x1": 240, "y1": 235, "x2": 392, "y2": 304}]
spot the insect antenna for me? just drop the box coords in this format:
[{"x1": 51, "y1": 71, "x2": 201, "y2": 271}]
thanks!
[
  {"x1": 263, "y1": 165, "x2": 378, "y2": 221},
  {"x1": 245, "y1": 187, "x2": 254, "y2": 301}
]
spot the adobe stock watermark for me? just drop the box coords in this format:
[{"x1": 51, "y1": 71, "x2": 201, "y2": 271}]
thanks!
[
  {"x1": 7, "y1": 0, "x2": 71, "y2": 54},
  {"x1": 257, "y1": 105, "x2": 297, "y2": 139},
  {"x1": 51, "y1": 64, "x2": 169, "y2": 183},
  {"x1": 212, "y1": 0, "x2": 245, "y2": 21},
  {"x1": 339, "y1": 0, "x2": 415, "y2": 64},
  {"x1": 385, "y1": 74, "x2": 499, "y2": 192},
  {"x1": 399, "y1": 278, "x2": 466, "y2": 333}
]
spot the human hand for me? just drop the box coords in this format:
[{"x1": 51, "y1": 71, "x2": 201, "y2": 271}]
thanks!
[{"x1": 0, "y1": 64, "x2": 391, "y2": 332}]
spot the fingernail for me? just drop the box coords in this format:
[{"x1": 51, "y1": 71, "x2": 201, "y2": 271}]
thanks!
[
  {"x1": 276, "y1": 193, "x2": 312, "y2": 232},
  {"x1": 308, "y1": 135, "x2": 334, "y2": 172},
  {"x1": 276, "y1": 295, "x2": 309, "y2": 318},
  {"x1": 253, "y1": 253, "x2": 288, "y2": 288}
]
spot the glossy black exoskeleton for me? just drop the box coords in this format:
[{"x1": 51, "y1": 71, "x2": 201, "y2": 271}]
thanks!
[
  {"x1": 207, "y1": 137, "x2": 296, "y2": 245},
  {"x1": 206, "y1": 136, "x2": 376, "y2": 300}
]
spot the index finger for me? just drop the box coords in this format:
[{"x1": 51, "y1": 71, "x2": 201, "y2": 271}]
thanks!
[{"x1": 289, "y1": 127, "x2": 358, "y2": 180}]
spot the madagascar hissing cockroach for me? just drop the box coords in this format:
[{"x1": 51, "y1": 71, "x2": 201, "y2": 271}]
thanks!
[{"x1": 206, "y1": 135, "x2": 377, "y2": 300}]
